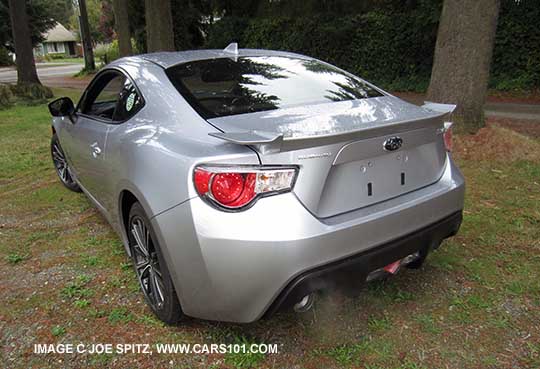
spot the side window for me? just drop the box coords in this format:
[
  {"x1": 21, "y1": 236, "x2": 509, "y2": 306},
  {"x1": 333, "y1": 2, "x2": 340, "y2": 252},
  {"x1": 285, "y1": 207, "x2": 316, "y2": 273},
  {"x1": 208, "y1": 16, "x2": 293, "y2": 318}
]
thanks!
[
  {"x1": 81, "y1": 72, "x2": 126, "y2": 121},
  {"x1": 113, "y1": 80, "x2": 143, "y2": 121}
]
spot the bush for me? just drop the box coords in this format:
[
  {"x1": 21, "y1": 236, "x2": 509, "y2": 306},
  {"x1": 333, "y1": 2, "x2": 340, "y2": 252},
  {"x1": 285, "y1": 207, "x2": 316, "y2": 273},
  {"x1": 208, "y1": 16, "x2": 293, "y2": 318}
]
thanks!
[
  {"x1": 94, "y1": 39, "x2": 139, "y2": 66},
  {"x1": 490, "y1": 0, "x2": 540, "y2": 91},
  {"x1": 0, "y1": 84, "x2": 14, "y2": 108},
  {"x1": 0, "y1": 47, "x2": 13, "y2": 66},
  {"x1": 43, "y1": 54, "x2": 70, "y2": 61},
  {"x1": 94, "y1": 41, "x2": 120, "y2": 66}
]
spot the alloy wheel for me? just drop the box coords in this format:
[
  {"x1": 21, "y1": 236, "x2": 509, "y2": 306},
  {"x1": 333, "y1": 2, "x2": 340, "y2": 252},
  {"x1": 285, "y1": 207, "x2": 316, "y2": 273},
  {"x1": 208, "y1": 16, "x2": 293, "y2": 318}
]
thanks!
[
  {"x1": 130, "y1": 216, "x2": 165, "y2": 310},
  {"x1": 52, "y1": 141, "x2": 76, "y2": 187}
]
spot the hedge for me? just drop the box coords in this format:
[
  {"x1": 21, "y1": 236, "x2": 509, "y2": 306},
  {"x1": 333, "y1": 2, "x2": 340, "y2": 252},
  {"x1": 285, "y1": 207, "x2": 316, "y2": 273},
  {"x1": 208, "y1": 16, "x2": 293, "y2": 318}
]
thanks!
[
  {"x1": 490, "y1": 0, "x2": 540, "y2": 91},
  {"x1": 205, "y1": 0, "x2": 540, "y2": 92}
]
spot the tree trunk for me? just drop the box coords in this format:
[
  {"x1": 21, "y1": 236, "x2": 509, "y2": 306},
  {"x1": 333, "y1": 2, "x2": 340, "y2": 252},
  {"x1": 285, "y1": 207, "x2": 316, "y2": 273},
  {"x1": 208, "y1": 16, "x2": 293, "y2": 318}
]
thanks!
[
  {"x1": 79, "y1": 0, "x2": 96, "y2": 70},
  {"x1": 112, "y1": 0, "x2": 132, "y2": 57},
  {"x1": 145, "y1": 0, "x2": 175, "y2": 52},
  {"x1": 7, "y1": 0, "x2": 41, "y2": 85},
  {"x1": 427, "y1": 0, "x2": 501, "y2": 133}
]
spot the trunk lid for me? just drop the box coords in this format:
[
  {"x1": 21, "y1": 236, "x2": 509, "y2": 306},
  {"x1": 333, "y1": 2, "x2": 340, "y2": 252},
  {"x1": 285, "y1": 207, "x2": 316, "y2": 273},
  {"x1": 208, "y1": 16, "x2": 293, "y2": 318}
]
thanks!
[{"x1": 207, "y1": 96, "x2": 453, "y2": 218}]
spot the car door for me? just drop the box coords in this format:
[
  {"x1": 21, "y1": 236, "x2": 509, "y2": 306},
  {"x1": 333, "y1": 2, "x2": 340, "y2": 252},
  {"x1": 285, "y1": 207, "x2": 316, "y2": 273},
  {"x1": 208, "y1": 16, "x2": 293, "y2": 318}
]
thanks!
[
  {"x1": 62, "y1": 70, "x2": 127, "y2": 212},
  {"x1": 98, "y1": 76, "x2": 145, "y2": 216}
]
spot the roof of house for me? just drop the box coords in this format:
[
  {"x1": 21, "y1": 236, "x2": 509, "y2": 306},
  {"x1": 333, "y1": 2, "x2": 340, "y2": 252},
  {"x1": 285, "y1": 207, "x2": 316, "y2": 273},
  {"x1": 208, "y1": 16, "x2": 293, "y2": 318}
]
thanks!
[{"x1": 42, "y1": 22, "x2": 77, "y2": 43}]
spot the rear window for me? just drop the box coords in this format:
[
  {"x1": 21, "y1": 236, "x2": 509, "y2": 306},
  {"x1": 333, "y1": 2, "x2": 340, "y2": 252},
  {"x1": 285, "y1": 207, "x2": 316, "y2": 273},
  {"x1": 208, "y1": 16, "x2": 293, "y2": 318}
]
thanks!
[{"x1": 166, "y1": 56, "x2": 382, "y2": 119}]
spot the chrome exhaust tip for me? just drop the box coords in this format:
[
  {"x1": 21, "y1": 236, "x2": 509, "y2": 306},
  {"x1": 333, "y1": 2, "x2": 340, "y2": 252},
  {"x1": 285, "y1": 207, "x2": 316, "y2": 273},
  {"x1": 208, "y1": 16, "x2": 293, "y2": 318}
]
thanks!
[
  {"x1": 293, "y1": 293, "x2": 315, "y2": 313},
  {"x1": 366, "y1": 251, "x2": 422, "y2": 282}
]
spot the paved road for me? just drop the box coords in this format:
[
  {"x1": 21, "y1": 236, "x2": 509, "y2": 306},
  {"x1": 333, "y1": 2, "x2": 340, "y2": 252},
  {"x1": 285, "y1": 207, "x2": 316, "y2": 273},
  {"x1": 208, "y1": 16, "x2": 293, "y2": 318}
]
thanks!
[
  {"x1": 0, "y1": 63, "x2": 83, "y2": 84},
  {"x1": 484, "y1": 102, "x2": 540, "y2": 120}
]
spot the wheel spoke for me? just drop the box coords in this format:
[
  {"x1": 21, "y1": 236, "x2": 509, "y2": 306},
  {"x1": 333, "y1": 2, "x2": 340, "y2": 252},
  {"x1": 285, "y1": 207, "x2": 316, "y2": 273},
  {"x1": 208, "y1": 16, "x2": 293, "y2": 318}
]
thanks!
[
  {"x1": 138, "y1": 264, "x2": 151, "y2": 293},
  {"x1": 65, "y1": 166, "x2": 74, "y2": 183},
  {"x1": 152, "y1": 269, "x2": 165, "y2": 305},
  {"x1": 52, "y1": 152, "x2": 65, "y2": 163},
  {"x1": 60, "y1": 167, "x2": 67, "y2": 181},
  {"x1": 136, "y1": 259, "x2": 150, "y2": 272},
  {"x1": 149, "y1": 267, "x2": 164, "y2": 307},
  {"x1": 130, "y1": 216, "x2": 165, "y2": 310},
  {"x1": 52, "y1": 142, "x2": 75, "y2": 185},
  {"x1": 53, "y1": 146, "x2": 65, "y2": 162},
  {"x1": 131, "y1": 220, "x2": 149, "y2": 258},
  {"x1": 53, "y1": 144, "x2": 63, "y2": 156},
  {"x1": 147, "y1": 267, "x2": 157, "y2": 305}
]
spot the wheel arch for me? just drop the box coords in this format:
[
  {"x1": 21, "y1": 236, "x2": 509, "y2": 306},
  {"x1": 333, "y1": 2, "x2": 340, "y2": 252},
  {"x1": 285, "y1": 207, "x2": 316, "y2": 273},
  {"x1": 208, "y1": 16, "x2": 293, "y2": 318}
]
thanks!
[{"x1": 117, "y1": 185, "x2": 155, "y2": 256}]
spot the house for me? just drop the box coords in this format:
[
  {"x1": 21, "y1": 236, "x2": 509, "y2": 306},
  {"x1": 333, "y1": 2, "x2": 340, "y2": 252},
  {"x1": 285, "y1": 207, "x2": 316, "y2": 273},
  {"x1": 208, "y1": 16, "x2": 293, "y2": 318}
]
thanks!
[{"x1": 34, "y1": 22, "x2": 78, "y2": 57}]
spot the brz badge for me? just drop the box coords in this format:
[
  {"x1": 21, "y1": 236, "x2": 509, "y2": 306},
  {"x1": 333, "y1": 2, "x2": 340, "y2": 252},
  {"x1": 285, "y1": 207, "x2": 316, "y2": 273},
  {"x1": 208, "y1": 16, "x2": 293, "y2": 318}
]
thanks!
[
  {"x1": 298, "y1": 152, "x2": 332, "y2": 160},
  {"x1": 383, "y1": 136, "x2": 403, "y2": 151}
]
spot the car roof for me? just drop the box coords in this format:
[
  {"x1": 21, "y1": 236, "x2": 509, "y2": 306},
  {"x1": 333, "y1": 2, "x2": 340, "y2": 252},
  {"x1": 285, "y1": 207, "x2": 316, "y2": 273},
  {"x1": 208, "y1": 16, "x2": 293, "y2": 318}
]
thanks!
[{"x1": 116, "y1": 48, "x2": 313, "y2": 69}]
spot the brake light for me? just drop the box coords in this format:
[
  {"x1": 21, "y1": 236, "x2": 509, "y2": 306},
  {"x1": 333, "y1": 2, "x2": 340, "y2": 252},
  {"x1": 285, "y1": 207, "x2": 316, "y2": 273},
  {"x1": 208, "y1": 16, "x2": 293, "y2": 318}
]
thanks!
[
  {"x1": 193, "y1": 166, "x2": 298, "y2": 210},
  {"x1": 443, "y1": 122, "x2": 453, "y2": 152}
]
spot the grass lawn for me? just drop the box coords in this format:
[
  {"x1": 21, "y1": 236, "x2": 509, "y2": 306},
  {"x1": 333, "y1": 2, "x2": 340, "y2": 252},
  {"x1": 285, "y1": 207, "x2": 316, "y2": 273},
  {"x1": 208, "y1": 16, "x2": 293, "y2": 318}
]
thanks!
[
  {"x1": 41, "y1": 57, "x2": 85, "y2": 64},
  {"x1": 1, "y1": 89, "x2": 539, "y2": 368}
]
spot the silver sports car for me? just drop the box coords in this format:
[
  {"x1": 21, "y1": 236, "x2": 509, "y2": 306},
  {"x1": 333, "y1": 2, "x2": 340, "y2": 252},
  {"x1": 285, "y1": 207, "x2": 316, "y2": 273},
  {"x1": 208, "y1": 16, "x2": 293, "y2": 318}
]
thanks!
[{"x1": 48, "y1": 44, "x2": 464, "y2": 324}]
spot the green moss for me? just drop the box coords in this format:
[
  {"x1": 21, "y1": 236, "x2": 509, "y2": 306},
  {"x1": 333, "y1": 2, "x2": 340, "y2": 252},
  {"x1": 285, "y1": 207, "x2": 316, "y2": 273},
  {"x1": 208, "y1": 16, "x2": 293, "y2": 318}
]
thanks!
[
  {"x1": 0, "y1": 84, "x2": 14, "y2": 108},
  {"x1": 10, "y1": 83, "x2": 53, "y2": 102}
]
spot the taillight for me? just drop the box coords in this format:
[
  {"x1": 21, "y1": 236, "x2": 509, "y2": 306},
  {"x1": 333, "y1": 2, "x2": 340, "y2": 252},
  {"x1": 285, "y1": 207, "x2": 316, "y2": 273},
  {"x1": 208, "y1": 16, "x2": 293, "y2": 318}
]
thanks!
[
  {"x1": 193, "y1": 166, "x2": 298, "y2": 210},
  {"x1": 443, "y1": 122, "x2": 453, "y2": 152}
]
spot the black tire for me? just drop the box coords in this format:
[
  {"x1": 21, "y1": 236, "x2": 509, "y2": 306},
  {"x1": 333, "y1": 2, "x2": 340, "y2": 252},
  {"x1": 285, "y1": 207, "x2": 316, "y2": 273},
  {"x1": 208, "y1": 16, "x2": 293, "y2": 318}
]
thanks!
[
  {"x1": 128, "y1": 202, "x2": 183, "y2": 324},
  {"x1": 51, "y1": 133, "x2": 81, "y2": 192}
]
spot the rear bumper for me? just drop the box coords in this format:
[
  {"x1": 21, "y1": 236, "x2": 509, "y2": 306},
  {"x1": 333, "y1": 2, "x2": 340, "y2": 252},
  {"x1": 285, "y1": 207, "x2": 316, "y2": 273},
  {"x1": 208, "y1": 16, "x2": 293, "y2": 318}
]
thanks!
[
  {"x1": 265, "y1": 210, "x2": 462, "y2": 317},
  {"x1": 151, "y1": 155, "x2": 465, "y2": 323}
]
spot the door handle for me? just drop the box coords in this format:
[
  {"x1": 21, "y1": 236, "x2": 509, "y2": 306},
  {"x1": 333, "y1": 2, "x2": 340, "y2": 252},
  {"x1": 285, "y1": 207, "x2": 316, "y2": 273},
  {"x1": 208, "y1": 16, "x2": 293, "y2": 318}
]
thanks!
[{"x1": 91, "y1": 142, "x2": 102, "y2": 158}]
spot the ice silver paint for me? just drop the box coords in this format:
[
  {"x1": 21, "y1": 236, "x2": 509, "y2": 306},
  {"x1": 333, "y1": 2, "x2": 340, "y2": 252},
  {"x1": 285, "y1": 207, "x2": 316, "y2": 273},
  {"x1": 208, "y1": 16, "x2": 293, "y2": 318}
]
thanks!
[{"x1": 52, "y1": 48, "x2": 465, "y2": 323}]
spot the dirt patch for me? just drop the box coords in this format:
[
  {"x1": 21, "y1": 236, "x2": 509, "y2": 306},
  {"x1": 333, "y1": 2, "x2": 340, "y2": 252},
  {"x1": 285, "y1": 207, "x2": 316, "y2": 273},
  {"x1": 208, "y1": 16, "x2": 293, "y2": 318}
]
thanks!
[
  {"x1": 488, "y1": 116, "x2": 540, "y2": 139},
  {"x1": 42, "y1": 75, "x2": 93, "y2": 90},
  {"x1": 454, "y1": 123, "x2": 540, "y2": 162}
]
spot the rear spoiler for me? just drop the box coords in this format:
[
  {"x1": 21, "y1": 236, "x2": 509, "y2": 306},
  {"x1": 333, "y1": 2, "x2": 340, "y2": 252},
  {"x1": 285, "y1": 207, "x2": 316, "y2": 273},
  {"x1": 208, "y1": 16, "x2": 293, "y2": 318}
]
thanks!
[
  {"x1": 422, "y1": 102, "x2": 456, "y2": 133},
  {"x1": 421, "y1": 101, "x2": 456, "y2": 115},
  {"x1": 208, "y1": 131, "x2": 284, "y2": 154},
  {"x1": 209, "y1": 102, "x2": 456, "y2": 154}
]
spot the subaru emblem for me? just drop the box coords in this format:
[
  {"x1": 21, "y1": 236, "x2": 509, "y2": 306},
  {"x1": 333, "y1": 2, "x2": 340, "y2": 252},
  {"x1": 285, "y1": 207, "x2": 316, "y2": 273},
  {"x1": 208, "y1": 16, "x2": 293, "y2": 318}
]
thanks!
[{"x1": 383, "y1": 137, "x2": 403, "y2": 151}]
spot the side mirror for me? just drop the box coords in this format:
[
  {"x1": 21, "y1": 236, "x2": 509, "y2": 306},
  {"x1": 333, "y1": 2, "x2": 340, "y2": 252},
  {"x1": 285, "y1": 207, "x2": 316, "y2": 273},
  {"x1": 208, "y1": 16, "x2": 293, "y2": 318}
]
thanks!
[{"x1": 48, "y1": 97, "x2": 75, "y2": 119}]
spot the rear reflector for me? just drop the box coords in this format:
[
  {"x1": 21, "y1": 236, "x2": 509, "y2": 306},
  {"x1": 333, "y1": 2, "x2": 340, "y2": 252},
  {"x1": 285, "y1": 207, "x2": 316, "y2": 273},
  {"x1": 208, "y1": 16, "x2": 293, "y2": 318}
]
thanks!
[{"x1": 194, "y1": 166, "x2": 297, "y2": 210}]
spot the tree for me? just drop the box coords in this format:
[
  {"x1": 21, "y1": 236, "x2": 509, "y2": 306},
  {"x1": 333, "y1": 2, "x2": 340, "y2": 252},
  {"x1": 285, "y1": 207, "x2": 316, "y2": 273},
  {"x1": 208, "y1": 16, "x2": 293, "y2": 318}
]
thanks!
[
  {"x1": 79, "y1": 0, "x2": 96, "y2": 70},
  {"x1": 0, "y1": 0, "x2": 58, "y2": 51},
  {"x1": 127, "y1": 0, "x2": 146, "y2": 52},
  {"x1": 145, "y1": 0, "x2": 175, "y2": 52},
  {"x1": 98, "y1": 0, "x2": 115, "y2": 43},
  {"x1": 44, "y1": 0, "x2": 74, "y2": 26},
  {"x1": 211, "y1": 0, "x2": 261, "y2": 17},
  {"x1": 427, "y1": 0, "x2": 501, "y2": 133},
  {"x1": 126, "y1": 0, "x2": 207, "y2": 52},
  {"x1": 112, "y1": 0, "x2": 132, "y2": 56},
  {"x1": 7, "y1": 0, "x2": 41, "y2": 84},
  {"x1": 69, "y1": 0, "x2": 114, "y2": 44}
]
